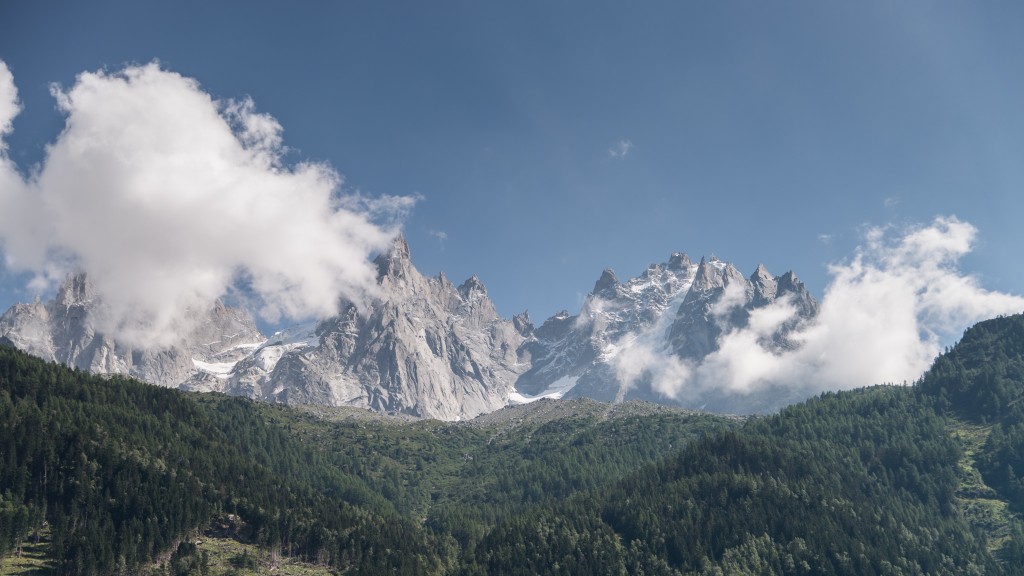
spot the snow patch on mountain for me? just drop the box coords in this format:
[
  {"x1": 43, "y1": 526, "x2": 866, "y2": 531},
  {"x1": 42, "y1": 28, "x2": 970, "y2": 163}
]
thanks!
[{"x1": 508, "y1": 375, "x2": 580, "y2": 404}]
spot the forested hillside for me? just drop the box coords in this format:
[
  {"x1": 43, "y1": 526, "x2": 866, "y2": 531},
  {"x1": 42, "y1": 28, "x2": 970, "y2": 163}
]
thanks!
[
  {"x1": 921, "y1": 314, "x2": 1024, "y2": 507},
  {"x1": 466, "y1": 315, "x2": 1024, "y2": 575},
  {"x1": 0, "y1": 342, "x2": 731, "y2": 575},
  {"x1": 2, "y1": 315, "x2": 1024, "y2": 574}
]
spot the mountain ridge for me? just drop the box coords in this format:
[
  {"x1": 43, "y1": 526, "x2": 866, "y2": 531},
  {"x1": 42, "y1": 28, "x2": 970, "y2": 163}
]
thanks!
[{"x1": 0, "y1": 236, "x2": 818, "y2": 418}]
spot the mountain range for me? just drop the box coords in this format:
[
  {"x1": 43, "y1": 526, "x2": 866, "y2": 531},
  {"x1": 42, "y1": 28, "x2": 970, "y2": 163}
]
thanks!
[{"x1": 0, "y1": 236, "x2": 818, "y2": 419}]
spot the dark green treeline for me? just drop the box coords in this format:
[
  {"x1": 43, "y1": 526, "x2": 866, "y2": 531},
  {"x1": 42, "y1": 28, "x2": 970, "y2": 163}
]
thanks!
[{"x1": 2, "y1": 313, "x2": 1024, "y2": 574}]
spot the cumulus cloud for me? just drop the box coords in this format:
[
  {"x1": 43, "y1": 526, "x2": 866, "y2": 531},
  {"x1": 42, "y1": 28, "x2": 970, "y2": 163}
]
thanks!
[
  {"x1": 608, "y1": 139, "x2": 633, "y2": 158},
  {"x1": 0, "y1": 61, "x2": 412, "y2": 347},
  {"x1": 0, "y1": 61, "x2": 19, "y2": 142},
  {"x1": 613, "y1": 335, "x2": 693, "y2": 400},
  {"x1": 612, "y1": 216, "x2": 1024, "y2": 403}
]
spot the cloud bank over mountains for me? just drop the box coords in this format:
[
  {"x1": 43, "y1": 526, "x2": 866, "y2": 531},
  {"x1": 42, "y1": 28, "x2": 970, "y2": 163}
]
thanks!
[
  {"x1": 612, "y1": 217, "x2": 1024, "y2": 402},
  {"x1": 0, "y1": 60, "x2": 412, "y2": 347}
]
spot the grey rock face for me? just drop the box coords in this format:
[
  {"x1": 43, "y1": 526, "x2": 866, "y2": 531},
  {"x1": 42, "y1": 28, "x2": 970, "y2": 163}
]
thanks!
[
  {"x1": 221, "y1": 237, "x2": 527, "y2": 420},
  {"x1": 0, "y1": 240, "x2": 820, "y2": 418},
  {"x1": 515, "y1": 255, "x2": 699, "y2": 401},
  {"x1": 592, "y1": 269, "x2": 620, "y2": 299},
  {"x1": 512, "y1": 311, "x2": 534, "y2": 337},
  {"x1": 0, "y1": 273, "x2": 265, "y2": 387},
  {"x1": 668, "y1": 256, "x2": 750, "y2": 361},
  {"x1": 0, "y1": 241, "x2": 526, "y2": 420},
  {"x1": 516, "y1": 253, "x2": 819, "y2": 413}
]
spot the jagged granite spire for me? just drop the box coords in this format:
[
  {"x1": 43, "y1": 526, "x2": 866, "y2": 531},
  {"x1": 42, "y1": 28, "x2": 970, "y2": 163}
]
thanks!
[
  {"x1": 592, "y1": 269, "x2": 620, "y2": 298},
  {"x1": 691, "y1": 256, "x2": 746, "y2": 293},
  {"x1": 0, "y1": 273, "x2": 264, "y2": 388},
  {"x1": 55, "y1": 272, "x2": 96, "y2": 306},
  {"x1": 236, "y1": 239, "x2": 526, "y2": 420},
  {"x1": 375, "y1": 234, "x2": 413, "y2": 281},
  {"x1": 668, "y1": 252, "x2": 692, "y2": 271},
  {"x1": 750, "y1": 264, "x2": 777, "y2": 306},
  {"x1": 513, "y1": 311, "x2": 534, "y2": 337},
  {"x1": 3, "y1": 238, "x2": 821, "y2": 418},
  {"x1": 458, "y1": 274, "x2": 487, "y2": 299}
]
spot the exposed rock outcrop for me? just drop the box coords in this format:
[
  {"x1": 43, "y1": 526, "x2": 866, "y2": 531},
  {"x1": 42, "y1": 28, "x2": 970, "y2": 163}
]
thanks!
[
  {"x1": 1, "y1": 239, "x2": 820, "y2": 418},
  {"x1": 0, "y1": 273, "x2": 264, "y2": 387}
]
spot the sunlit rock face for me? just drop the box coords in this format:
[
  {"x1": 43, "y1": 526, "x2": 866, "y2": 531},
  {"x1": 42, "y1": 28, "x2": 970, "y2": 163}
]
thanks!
[
  {"x1": 1, "y1": 242, "x2": 818, "y2": 419},
  {"x1": 246, "y1": 236, "x2": 528, "y2": 420},
  {"x1": 515, "y1": 254, "x2": 818, "y2": 414}
]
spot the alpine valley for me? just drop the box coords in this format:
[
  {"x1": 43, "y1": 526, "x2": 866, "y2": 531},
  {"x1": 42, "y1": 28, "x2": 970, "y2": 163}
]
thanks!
[{"x1": 0, "y1": 236, "x2": 819, "y2": 419}]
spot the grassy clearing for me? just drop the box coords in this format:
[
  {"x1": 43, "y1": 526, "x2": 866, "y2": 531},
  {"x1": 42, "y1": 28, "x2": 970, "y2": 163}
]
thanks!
[
  {"x1": 0, "y1": 529, "x2": 55, "y2": 576},
  {"x1": 146, "y1": 536, "x2": 335, "y2": 576},
  {"x1": 950, "y1": 421, "x2": 1020, "y2": 557},
  {"x1": 1, "y1": 526, "x2": 334, "y2": 576}
]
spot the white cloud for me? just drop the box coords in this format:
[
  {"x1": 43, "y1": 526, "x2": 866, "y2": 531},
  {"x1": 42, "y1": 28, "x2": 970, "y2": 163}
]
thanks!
[
  {"x1": 612, "y1": 334, "x2": 693, "y2": 401},
  {"x1": 0, "y1": 61, "x2": 413, "y2": 347},
  {"x1": 608, "y1": 139, "x2": 633, "y2": 158},
  {"x1": 710, "y1": 280, "x2": 748, "y2": 321},
  {"x1": 612, "y1": 216, "x2": 1024, "y2": 403},
  {"x1": 428, "y1": 229, "x2": 448, "y2": 249},
  {"x1": 0, "y1": 61, "x2": 19, "y2": 143}
]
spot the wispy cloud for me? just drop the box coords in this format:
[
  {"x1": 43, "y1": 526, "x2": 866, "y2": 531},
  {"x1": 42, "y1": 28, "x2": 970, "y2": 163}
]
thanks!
[
  {"x1": 884, "y1": 196, "x2": 901, "y2": 208},
  {"x1": 428, "y1": 229, "x2": 448, "y2": 250},
  {"x1": 612, "y1": 216, "x2": 1024, "y2": 403},
  {"x1": 0, "y1": 60, "x2": 414, "y2": 347},
  {"x1": 608, "y1": 139, "x2": 634, "y2": 158}
]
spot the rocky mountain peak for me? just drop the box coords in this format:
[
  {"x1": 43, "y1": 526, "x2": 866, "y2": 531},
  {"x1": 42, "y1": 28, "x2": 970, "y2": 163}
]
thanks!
[
  {"x1": 592, "y1": 269, "x2": 620, "y2": 298},
  {"x1": 776, "y1": 270, "x2": 819, "y2": 317},
  {"x1": 267, "y1": 247, "x2": 523, "y2": 419},
  {"x1": 513, "y1": 311, "x2": 534, "y2": 337},
  {"x1": 374, "y1": 234, "x2": 413, "y2": 280},
  {"x1": 668, "y1": 252, "x2": 692, "y2": 271},
  {"x1": 55, "y1": 273, "x2": 96, "y2": 307},
  {"x1": 1, "y1": 235, "x2": 822, "y2": 419},
  {"x1": 692, "y1": 256, "x2": 744, "y2": 292},
  {"x1": 776, "y1": 270, "x2": 801, "y2": 291},
  {"x1": 750, "y1": 264, "x2": 777, "y2": 304},
  {"x1": 1, "y1": 273, "x2": 264, "y2": 390},
  {"x1": 458, "y1": 275, "x2": 487, "y2": 299},
  {"x1": 752, "y1": 263, "x2": 772, "y2": 282}
]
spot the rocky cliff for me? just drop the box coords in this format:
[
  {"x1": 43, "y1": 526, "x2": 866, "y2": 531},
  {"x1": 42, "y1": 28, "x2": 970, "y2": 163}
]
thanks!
[
  {"x1": 1, "y1": 239, "x2": 820, "y2": 418},
  {"x1": 0, "y1": 273, "x2": 264, "y2": 387},
  {"x1": 199, "y1": 237, "x2": 527, "y2": 420}
]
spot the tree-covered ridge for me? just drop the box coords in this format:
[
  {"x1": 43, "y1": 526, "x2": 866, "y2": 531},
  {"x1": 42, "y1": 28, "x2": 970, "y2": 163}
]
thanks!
[
  {"x1": 468, "y1": 385, "x2": 1009, "y2": 575},
  {"x1": 0, "y1": 343, "x2": 734, "y2": 574},
  {"x1": 0, "y1": 344, "x2": 442, "y2": 574},
  {"x1": 920, "y1": 314, "x2": 1024, "y2": 423},
  {"x1": 3, "y1": 314, "x2": 1024, "y2": 574},
  {"x1": 919, "y1": 314, "x2": 1024, "y2": 549}
]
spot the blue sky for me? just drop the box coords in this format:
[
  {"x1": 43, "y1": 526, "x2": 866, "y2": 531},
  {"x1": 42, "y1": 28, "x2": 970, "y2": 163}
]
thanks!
[{"x1": 1, "y1": 0, "x2": 1022, "y2": 329}]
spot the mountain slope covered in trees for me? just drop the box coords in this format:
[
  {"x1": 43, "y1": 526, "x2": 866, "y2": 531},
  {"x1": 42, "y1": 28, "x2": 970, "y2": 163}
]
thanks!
[
  {"x1": 466, "y1": 315, "x2": 1024, "y2": 575},
  {"x1": 2, "y1": 314, "x2": 1024, "y2": 574},
  {"x1": 0, "y1": 341, "x2": 732, "y2": 574}
]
